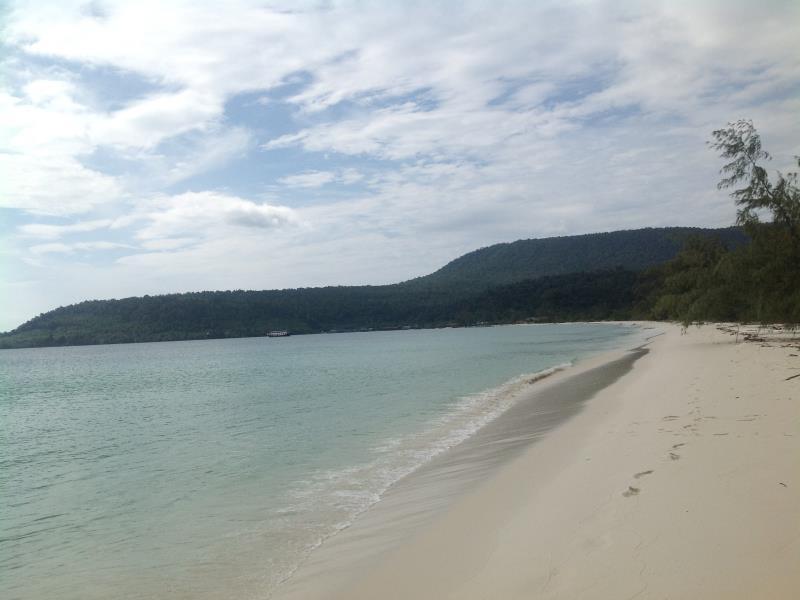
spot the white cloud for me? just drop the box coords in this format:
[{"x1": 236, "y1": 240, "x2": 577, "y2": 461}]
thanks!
[
  {"x1": 5, "y1": 0, "x2": 334, "y2": 109},
  {"x1": 139, "y1": 237, "x2": 195, "y2": 251},
  {"x1": 30, "y1": 240, "x2": 132, "y2": 255},
  {"x1": 22, "y1": 78, "x2": 80, "y2": 108},
  {"x1": 2, "y1": 0, "x2": 799, "y2": 330},
  {"x1": 278, "y1": 170, "x2": 337, "y2": 188},
  {"x1": 18, "y1": 219, "x2": 114, "y2": 239},
  {"x1": 7, "y1": 1, "x2": 799, "y2": 180},
  {"x1": 134, "y1": 191, "x2": 299, "y2": 241},
  {"x1": 0, "y1": 82, "x2": 124, "y2": 215},
  {"x1": 28, "y1": 242, "x2": 72, "y2": 255},
  {"x1": 278, "y1": 168, "x2": 364, "y2": 188},
  {"x1": 0, "y1": 152, "x2": 125, "y2": 215},
  {"x1": 339, "y1": 168, "x2": 364, "y2": 185},
  {"x1": 163, "y1": 127, "x2": 252, "y2": 185},
  {"x1": 91, "y1": 89, "x2": 224, "y2": 150}
]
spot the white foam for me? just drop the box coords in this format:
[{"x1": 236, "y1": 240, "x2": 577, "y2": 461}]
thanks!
[{"x1": 271, "y1": 360, "x2": 573, "y2": 591}]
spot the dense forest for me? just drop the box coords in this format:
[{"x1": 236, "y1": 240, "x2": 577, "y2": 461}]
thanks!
[
  {"x1": 1, "y1": 227, "x2": 741, "y2": 349},
  {"x1": 1, "y1": 121, "x2": 795, "y2": 350},
  {"x1": 406, "y1": 227, "x2": 743, "y2": 290}
]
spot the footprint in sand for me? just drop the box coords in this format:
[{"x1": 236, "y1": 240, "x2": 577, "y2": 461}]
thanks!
[
  {"x1": 622, "y1": 486, "x2": 640, "y2": 497},
  {"x1": 737, "y1": 414, "x2": 760, "y2": 422},
  {"x1": 669, "y1": 452, "x2": 681, "y2": 461},
  {"x1": 662, "y1": 415, "x2": 680, "y2": 421},
  {"x1": 634, "y1": 470, "x2": 654, "y2": 479}
]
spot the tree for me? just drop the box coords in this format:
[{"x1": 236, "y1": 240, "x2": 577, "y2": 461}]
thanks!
[
  {"x1": 709, "y1": 119, "x2": 800, "y2": 246},
  {"x1": 710, "y1": 121, "x2": 800, "y2": 324},
  {"x1": 648, "y1": 236, "x2": 739, "y2": 326},
  {"x1": 645, "y1": 121, "x2": 800, "y2": 327}
]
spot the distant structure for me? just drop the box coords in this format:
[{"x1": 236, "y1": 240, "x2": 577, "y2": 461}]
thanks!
[{"x1": 266, "y1": 330, "x2": 290, "y2": 337}]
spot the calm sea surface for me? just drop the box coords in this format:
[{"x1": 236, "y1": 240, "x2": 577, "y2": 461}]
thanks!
[{"x1": 1, "y1": 324, "x2": 641, "y2": 599}]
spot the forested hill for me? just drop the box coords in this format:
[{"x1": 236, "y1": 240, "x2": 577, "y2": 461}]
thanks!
[
  {"x1": 405, "y1": 227, "x2": 745, "y2": 290},
  {"x1": 1, "y1": 227, "x2": 744, "y2": 349}
]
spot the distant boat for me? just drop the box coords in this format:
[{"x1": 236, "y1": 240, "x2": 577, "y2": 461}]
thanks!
[{"x1": 266, "y1": 330, "x2": 290, "y2": 337}]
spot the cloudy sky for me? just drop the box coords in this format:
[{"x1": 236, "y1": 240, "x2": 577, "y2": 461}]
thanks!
[{"x1": 2, "y1": 0, "x2": 799, "y2": 330}]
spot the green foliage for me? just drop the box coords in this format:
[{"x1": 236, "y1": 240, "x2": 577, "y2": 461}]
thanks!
[
  {"x1": 648, "y1": 236, "x2": 739, "y2": 326},
  {"x1": 407, "y1": 227, "x2": 744, "y2": 291},
  {"x1": 0, "y1": 227, "x2": 740, "y2": 349},
  {"x1": 461, "y1": 269, "x2": 641, "y2": 323},
  {"x1": 649, "y1": 121, "x2": 800, "y2": 326},
  {"x1": 710, "y1": 120, "x2": 800, "y2": 242}
]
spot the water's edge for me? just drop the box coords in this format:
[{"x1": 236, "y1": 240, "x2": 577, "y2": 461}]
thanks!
[
  {"x1": 274, "y1": 342, "x2": 651, "y2": 599},
  {"x1": 2, "y1": 323, "x2": 651, "y2": 600}
]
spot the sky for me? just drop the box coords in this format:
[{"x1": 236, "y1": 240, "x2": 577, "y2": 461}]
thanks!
[{"x1": 1, "y1": 0, "x2": 799, "y2": 331}]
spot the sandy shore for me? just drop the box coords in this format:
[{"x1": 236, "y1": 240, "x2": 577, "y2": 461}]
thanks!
[{"x1": 281, "y1": 324, "x2": 800, "y2": 599}]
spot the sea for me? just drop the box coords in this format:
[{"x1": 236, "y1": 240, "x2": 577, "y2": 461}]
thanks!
[{"x1": 1, "y1": 323, "x2": 645, "y2": 600}]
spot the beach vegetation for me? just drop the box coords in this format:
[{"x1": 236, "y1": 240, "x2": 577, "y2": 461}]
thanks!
[{"x1": 648, "y1": 121, "x2": 800, "y2": 326}]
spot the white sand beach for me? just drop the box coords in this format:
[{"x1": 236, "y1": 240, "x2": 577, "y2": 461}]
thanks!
[{"x1": 278, "y1": 324, "x2": 800, "y2": 599}]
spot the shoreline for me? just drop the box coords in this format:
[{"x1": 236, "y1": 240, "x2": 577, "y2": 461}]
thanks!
[
  {"x1": 274, "y1": 324, "x2": 659, "y2": 599},
  {"x1": 276, "y1": 324, "x2": 800, "y2": 599}
]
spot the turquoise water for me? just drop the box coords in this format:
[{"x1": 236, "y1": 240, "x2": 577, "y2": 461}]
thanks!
[{"x1": 1, "y1": 324, "x2": 640, "y2": 599}]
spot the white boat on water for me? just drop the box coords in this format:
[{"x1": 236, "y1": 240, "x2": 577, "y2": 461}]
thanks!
[{"x1": 266, "y1": 330, "x2": 290, "y2": 337}]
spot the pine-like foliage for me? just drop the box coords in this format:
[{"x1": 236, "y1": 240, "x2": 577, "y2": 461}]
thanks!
[{"x1": 649, "y1": 121, "x2": 800, "y2": 326}]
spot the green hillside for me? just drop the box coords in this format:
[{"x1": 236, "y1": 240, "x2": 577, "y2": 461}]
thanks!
[
  {"x1": 406, "y1": 227, "x2": 745, "y2": 290},
  {"x1": 0, "y1": 227, "x2": 744, "y2": 349}
]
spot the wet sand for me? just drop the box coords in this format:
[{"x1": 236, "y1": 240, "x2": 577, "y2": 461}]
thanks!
[
  {"x1": 275, "y1": 332, "x2": 655, "y2": 598},
  {"x1": 275, "y1": 324, "x2": 800, "y2": 599}
]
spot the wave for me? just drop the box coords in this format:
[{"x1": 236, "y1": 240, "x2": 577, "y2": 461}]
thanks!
[{"x1": 271, "y1": 360, "x2": 572, "y2": 592}]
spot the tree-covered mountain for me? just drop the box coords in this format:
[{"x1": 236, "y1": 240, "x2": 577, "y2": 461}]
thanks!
[
  {"x1": 405, "y1": 227, "x2": 744, "y2": 291},
  {"x1": 5, "y1": 122, "x2": 793, "y2": 350},
  {"x1": 1, "y1": 226, "x2": 744, "y2": 349}
]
